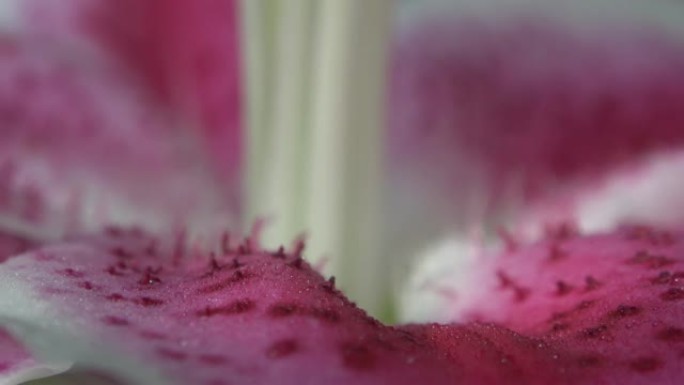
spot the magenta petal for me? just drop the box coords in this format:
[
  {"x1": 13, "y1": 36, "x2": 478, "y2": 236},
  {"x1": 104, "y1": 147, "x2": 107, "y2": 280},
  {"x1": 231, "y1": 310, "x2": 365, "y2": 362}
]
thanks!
[
  {"x1": 19, "y1": 0, "x2": 243, "y2": 196},
  {"x1": 94, "y1": 0, "x2": 245, "y2": 190},
  {"x1": 0, "y1": 230, "x2": 37, "y2": 264},
  {"x1": 0, "y1": 329, "x2": 34, "y2": 380},
  {"x1": 389, "y1": 14, "x2": 684, "y2": 221},
  {"x1": 0, "y1": 328, "x2": 69, "y2": 383},
  {"x1": 0, "y1": 37, "x2": 235, "y2": 240},
  {"x1": 0, "y1": 232, "x2": 464, "y2": 385},
  {"x1": 0, "y1": 229, "x2": 682, "y2": 384},
  {"x1": 407, "y1": 226, "x2": 684, "y2": 384}
]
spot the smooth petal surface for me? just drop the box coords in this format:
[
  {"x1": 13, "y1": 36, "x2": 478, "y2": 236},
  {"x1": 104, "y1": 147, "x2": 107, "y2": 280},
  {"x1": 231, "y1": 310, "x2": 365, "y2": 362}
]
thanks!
[
  {"x1": 0, "y1": 37, "x2": 235, "y2": 241},
  {"x1": 560, "y1": 152, "x2": 684, "y2": 235},
  {"x1": 20, "y1": 0, "x2": 243, "y2": 199},
  {"x1": 0, "y1": 231, "x2": 36, "y2": 264},
  {"x1": 0, "y1": 329, "x2": 68, "y2": 384},
  {"x1": 0, "y1": 230, "x2": 68, "y2": 384},
  {"x1": 387, "y1": 9, "x2": 684, "y2": 243}
]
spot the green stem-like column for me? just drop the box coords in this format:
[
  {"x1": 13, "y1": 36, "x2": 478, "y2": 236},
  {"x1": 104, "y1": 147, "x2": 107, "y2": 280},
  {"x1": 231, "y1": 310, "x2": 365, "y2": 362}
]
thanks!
[{"x1": 242, "y1": 0, "x2": 393, "y2": 317}]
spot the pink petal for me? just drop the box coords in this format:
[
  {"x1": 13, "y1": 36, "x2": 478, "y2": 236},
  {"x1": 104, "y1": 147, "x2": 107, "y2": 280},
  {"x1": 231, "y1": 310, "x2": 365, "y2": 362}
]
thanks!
[
  {"x1": 389, "y1": 13, "x2": 684, "y2": 224},
  {"x1": 0, "y1": 232, "x2": 462, "y2": 385},
  {"x1": 0, "y1": 228, "x2": 67, "y2": 383},
  {"x1": 94, "y1": 0, "x2": 244, "y2": 190},
  {"x1": 19, "y1": 0, "x2": 243, "y2": 195},
  {"x1": 0, "y1": 230, "x2": 37, "y2": 263},
  {"x1": 0, "y1": 229, "x2": 71, "y2": 383},
  {"x1": 0, "y1": 328, "x2": 69, "y2": 383},
  {"x1": 406, "y1": 226, "x2": 684, "y2": 383},
  {"x1": 0, "y1": 228, "x2": 682, "y2": 384},
  {"x1": 0, "y1": 37, "x2": 235, "y2": 240}
]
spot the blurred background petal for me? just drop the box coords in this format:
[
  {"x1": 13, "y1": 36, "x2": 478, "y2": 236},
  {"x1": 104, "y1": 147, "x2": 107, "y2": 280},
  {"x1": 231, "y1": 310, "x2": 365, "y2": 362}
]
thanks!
[
  {"x1": 0, "y1": 0, "x2": 242, "y2": 243},
  {"x1": 393, "y1": 0, "x2": 684, "y2": 322}
]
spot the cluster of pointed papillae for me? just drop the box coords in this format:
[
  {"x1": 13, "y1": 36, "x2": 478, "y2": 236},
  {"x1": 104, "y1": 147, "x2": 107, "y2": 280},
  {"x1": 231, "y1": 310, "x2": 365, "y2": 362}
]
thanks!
[
  {"x1": 0, "y1": 0, "x2": 683, "y2": 384},
  {"x1": 0, "y1": 224, "x2": 682, "y2": 385}
]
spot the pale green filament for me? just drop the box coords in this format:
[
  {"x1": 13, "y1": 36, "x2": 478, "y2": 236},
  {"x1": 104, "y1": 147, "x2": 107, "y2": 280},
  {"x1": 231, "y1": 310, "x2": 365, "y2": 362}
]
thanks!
[
  {"x1": 241, "y1": 0, "x2": 394, "y2": 317},
  {"x1": 240, "y1": 0, "x2": 280, "y2": 221}
]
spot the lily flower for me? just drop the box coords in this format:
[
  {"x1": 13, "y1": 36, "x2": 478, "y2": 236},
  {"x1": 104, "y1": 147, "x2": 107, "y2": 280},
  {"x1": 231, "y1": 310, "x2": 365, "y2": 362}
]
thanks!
[{"x1": 0, "y1": 1, "x2": 682, "y2": 385}]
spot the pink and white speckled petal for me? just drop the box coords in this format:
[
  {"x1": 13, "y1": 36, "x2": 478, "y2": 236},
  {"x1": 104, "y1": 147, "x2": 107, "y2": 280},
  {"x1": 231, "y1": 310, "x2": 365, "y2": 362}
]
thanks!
[
  {"x1": 0, "y1": 232, "x2": 466, "y2": 385},
  {"x1": 1, "y1": 229, "x2": 684, "y2": 384},
  {"x1": 404, "y1": 226, "x2": 684, "y2": 384}
]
